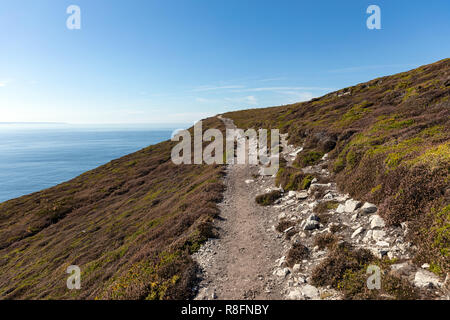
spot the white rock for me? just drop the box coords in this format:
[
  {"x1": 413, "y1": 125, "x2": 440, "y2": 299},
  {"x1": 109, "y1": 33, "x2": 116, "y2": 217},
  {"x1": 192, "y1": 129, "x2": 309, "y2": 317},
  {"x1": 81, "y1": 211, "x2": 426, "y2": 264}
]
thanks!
[
  {"x1": 372, "y1": 230, "x2": 386, "y2": 241},
  {"x1": 292, "y1": 264, "x2": 301, "y2": 273},
  {"x1": 363, "y1": 230, "x2": 373, "y2": 243},
  {"x1": 278, "y1": 256, "x2": 287, "y2": 267},
  {"x1": 286, "y1": 199, "x2": 295, "y2": 205},
  {"x1": 288, "y1": 191, "x2": 297, "y2": 198},
  {"x1": 274, "y1": 268, "x2": 290, "y2": 278},
  {"x1": 289, "y1": 147, "x2": 303, "y2": 157},
  {"x1": 301, "y1": 284, "x2": 320, "y2": 300},
  {"x1": 351, "y1": 227, "x2": 364, "y2": 239},
  {"x1": 421, "y1": 263, "x2": 430, "y2": 269},
  {"x1": 284, "y1": 226, "x2": 294, "y2": 233},
  {"x1": 360, "y1": 202, "x2": 377, "y2": 214},
  {"x1": 278, "y1": 212, "x2": 287, "y2": 219},
  {"x1": 323, "y1": 193, "x2": 334, "y2": 200},
  {"x1": 414, "y1": 269, "x2": 442, "y2": 288},
  {"x1": 304, "y1": 220, "x2": 320, "y2": 231},
  {"x1": 245, "y1": 179, "x2": 254, "y2": 184},
  {"x1": 351, "y1": 213, "x2": 359, "y2": 222},
  {"x1": 370, "y1": 215, "x2": 386, "y2": 229},
  {"x1": 344, "y1": 199, "x2": 362, "y2": 213},
  {"x1": 376, "y1": 241, "x2": 390, "y2": 247},
  {"x1": 295, "y1": 191, "x2": 309, "y2": 200},
  {"x1": 336, "y1": 204, "x2": 345, "y2": 213},
  {"x1": 287, "y1": 288, "x2": 302, "y2": 300}
]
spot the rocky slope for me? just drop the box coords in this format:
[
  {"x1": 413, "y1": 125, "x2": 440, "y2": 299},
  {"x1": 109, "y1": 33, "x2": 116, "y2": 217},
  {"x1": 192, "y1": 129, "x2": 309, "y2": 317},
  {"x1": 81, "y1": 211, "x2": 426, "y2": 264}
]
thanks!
[{"x1": 194, "y1": 118, "x2": 448, "y2": 300}]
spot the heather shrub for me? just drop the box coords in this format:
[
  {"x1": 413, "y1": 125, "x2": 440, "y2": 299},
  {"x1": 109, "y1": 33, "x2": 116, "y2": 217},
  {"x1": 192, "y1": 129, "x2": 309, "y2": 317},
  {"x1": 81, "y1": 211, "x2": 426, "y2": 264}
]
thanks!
[{"x1": 255, "y1": 190, "x2": 282, "y2": 206}]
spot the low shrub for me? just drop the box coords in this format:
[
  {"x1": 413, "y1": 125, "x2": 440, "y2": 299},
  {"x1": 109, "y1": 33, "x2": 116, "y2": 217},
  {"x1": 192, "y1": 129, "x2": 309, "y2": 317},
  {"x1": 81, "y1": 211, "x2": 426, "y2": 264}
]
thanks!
[
  {"x1": 314, "y1": 233, "x2": 337, "y2": 250},
  {"x1": 286, "y1": 243, "x2": 309, "y2": 267},
  {"x1": 255, "y1": 190, "x2": 282, "y2": 206}
]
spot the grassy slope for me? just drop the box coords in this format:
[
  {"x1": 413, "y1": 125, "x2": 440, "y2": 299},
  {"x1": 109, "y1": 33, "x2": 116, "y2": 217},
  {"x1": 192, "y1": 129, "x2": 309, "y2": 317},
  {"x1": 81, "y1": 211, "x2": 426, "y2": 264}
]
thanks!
[
  {"x1": 224, "y1": 58, "x2": 449, "y2": 276},
  {"x1": 0, "y1": 117, "x2": 225, "y2": 299}
]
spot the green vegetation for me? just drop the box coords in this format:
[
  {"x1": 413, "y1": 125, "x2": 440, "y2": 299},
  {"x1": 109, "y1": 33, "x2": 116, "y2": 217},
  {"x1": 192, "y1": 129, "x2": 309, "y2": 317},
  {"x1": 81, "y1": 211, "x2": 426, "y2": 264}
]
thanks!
[{"x1": 255, "y1": 190, "x2": 282, "y2": 206}]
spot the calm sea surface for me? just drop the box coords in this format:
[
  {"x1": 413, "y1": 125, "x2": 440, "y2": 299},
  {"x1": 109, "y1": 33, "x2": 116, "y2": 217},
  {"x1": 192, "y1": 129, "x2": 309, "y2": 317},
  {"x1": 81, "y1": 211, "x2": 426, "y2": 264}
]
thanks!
[{"x1": 0, "y1": 124, "x2": 183, "y2": 202}]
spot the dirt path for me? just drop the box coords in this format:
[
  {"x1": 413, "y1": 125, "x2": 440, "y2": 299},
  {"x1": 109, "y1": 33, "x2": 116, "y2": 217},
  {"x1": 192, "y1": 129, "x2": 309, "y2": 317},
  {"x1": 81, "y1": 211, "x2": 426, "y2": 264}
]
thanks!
[{"x1": 193, "y1": 116, "x2": 285, "y2": 300}]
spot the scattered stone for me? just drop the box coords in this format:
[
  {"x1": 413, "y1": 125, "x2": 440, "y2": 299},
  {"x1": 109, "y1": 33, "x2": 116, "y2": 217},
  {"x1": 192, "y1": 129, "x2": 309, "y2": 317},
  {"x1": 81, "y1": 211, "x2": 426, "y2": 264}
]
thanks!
[
  {"x1": 288, "y1": 191, "x2": 297, "y2": 198},
  {"x1": 414, "y1": 269, "x2": 442, "y2": 288},
  {"x1": 344, "y1": 199, "x2": 362, "y2": 212},
  {"x1": 351, "y1": 227, "x2": 364, "y2": 239},
  {"x1": 372, "y1": 230, "x2": 386, "y2": 241},
  {"x1": 278, "y1": 212, "x2": 287, "y2": 219},
  {"x1": 284, "y1": 226, "x2": 294, "y2": 233},
  {"x1": 422, "y1": 263, "x2": 430, "y2": 269},
  {"x1": 274, "y1": 268, "x2": 290, "y2": 278},
  {"x1": 370, "y1": 215, "x2": 386, "y2": 229},
  {"x1": 245, "y1": 179, "x2": 254, "y2": 184},
  {"x1": 323, "y1": 192, "x2": 334, "y2": 200},
  {"x1": 389, "y1": 261, "x2": 415, "y2": 278},
  {"x1": 376, "y1": 241, "x2": 390, "y2": 247},
  {"x1": 304, "y1": 220, "x2": 320, "y2": 231},
  {"x1": 277, "y1": 256, "x2": 287, "y2": 267},
  {"x1": 287, "y1": 288, "x2": 302, "y2": 300},
  {"x1": 307, "y1": 214, "x2": 320, "y2": 222},
  {"x1": 336, "y1": 204, "x2": 345, "y2": 213},
  {"x1": 295, "y1": 191, "x2": 308, "y2": 200},
  {"x1": 301, "y1": 284, "x2": 320, "y2": 300},
  {"x1": 360, "y1": 202, "x2": 377, "y2": 214},
  {"x1": 292, "y1": 264, "x2": 301, "y2": 273}
]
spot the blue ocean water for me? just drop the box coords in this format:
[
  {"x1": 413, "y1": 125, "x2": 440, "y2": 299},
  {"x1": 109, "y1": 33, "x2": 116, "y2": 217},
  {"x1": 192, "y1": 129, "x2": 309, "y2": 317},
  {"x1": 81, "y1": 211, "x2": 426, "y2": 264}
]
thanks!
[{"x1": 0, "y1": 124, "x2": 183, "y2": 203}]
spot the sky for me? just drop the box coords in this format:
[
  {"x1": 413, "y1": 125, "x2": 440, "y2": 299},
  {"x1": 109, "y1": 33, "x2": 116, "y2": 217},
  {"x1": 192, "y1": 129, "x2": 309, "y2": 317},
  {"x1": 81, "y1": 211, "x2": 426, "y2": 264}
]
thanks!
[{"x1": 0, "y1": 0, "x2": 449, "y2": 124}]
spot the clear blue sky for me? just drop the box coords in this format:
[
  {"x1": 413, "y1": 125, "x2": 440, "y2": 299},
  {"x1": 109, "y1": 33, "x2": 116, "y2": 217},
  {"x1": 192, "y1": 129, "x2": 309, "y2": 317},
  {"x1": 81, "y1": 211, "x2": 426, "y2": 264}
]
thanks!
[{"x1": 1, "y1": 0, "x2": 449, "y2": 124}]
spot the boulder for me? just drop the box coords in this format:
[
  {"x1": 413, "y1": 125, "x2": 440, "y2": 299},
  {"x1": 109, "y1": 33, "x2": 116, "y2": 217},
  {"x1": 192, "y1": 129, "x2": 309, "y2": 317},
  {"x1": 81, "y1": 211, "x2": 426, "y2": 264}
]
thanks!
[
  {"x1": 287, "y1": 288, "x2": 303, "y2": 300},
  {"x1": 344, "y1": 199, "x2": 362, "y2": 212},
  {"x1": 336, "y1": 204, "x2": 345, "y2": 213},
  {"x1": 351, "y1": 227, "x2": 364, "y2": 239},
  {"x1": 300, "y1": 284, "x2": 320, "y2": 300},
  {"x1": 288, "y1": 191, "x2": 297, "y2": 198},
  {"x1": 274, "y1": 268, "x2": 290, "y2": 278},
  {"x1": 372, "y1": 230, "x2": 386, "y2": 241},
  {"x1": 360, "y1": 202, "x2": 377, "y2": 214},
  {"x1": 362, "y1": 230, "x2": 373, "y2": 243},
  {"x1": 414, "y1": 269, "x2": 442, "y2": 288},
  {"x1": 307, "y1": 214, "x2": 320, "y2": 222},
  {"x1": 370, "y1": 215, "x2": 386, "y2": 229},
  {"x1": 304, "y1": 220, "x2": 320, "y2": 231},
  {"x1": 295, "y1": 191, "x2": 309, "y2": 200}
]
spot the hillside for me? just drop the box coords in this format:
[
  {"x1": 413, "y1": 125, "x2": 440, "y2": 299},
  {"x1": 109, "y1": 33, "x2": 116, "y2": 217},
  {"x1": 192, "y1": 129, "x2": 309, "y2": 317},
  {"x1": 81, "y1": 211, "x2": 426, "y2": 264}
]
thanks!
[
  {"x1": 223, "y1": 58, "x2": 450, "y2": 281},
  {"x1": 0, "y1": 117, "x2": 226, "y2": 299},
  {"x1": 0, "y1": 59, "x2": 449, "y2": 300}
]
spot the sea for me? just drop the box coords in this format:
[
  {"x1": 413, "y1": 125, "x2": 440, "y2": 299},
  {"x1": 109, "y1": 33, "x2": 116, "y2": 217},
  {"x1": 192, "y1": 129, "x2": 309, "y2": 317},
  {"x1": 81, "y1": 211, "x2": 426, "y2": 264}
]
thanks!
[{"x1": 0, "y1": 123, "x2": 187, "y2": 203}]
